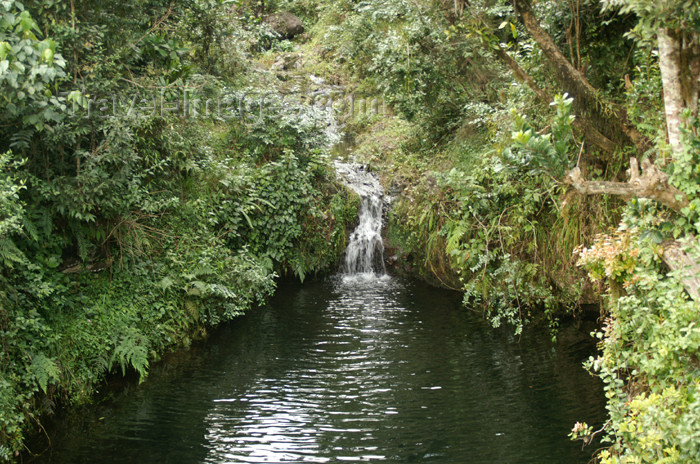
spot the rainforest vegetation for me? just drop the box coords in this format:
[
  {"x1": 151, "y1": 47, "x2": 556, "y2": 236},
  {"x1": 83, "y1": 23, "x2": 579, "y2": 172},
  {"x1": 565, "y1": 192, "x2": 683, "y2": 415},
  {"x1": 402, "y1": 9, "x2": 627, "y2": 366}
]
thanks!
[{"x1": 1, "y1": 0, "x2": 699, "y2": 462}]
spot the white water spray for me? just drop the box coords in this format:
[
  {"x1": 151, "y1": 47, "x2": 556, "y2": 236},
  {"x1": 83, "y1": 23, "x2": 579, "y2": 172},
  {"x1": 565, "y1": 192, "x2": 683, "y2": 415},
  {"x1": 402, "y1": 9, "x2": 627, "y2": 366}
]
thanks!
[{"x1": 334, "y1": 162, "x2": 386, "y2": 275}]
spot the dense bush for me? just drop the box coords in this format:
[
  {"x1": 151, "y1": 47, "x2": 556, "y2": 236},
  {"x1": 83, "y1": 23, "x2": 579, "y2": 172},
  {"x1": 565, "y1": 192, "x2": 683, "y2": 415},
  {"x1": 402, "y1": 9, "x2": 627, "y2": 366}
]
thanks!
[{"x1": 0, "y1": 0, "x2": 357, "y2": 459}]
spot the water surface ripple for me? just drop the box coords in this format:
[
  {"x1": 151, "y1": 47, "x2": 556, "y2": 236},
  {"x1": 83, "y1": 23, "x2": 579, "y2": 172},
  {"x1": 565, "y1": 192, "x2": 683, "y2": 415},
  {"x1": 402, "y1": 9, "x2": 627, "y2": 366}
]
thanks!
[{"x1": 35, "y1": 276, "x2": 606, "y2": 463}]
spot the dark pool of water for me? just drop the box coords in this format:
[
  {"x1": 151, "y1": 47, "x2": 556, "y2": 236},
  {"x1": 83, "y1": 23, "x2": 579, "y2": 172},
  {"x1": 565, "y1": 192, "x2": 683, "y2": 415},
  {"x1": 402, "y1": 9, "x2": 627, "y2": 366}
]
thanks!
[{"x1": 31, "y1": 275, "x2": 606, "y2": 463}]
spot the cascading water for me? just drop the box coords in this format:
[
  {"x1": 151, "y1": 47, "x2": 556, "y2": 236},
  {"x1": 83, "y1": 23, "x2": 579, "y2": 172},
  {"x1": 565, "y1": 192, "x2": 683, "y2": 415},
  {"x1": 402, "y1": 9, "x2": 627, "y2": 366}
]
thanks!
[{"x1": 334, "y1": 162, "x2": 386, "y2": 275}]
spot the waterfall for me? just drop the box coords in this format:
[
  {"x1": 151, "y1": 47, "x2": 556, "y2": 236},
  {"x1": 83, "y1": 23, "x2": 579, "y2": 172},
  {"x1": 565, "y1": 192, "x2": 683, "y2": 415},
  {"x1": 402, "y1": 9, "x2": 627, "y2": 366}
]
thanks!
[{"x1": 334, "y1": 162, "x2": 386, "y2": 275}]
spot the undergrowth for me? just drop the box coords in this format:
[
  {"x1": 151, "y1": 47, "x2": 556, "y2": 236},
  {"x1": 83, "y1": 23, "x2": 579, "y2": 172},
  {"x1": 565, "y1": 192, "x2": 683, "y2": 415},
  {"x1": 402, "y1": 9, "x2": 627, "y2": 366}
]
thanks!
[{"x1": 0, "y1": 1, "x2": 358, "y2": 459}]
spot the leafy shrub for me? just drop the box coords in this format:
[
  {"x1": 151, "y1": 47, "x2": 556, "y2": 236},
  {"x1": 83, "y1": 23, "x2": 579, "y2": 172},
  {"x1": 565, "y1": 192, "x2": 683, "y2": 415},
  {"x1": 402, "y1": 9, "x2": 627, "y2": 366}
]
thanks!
[{"x1": 576, "y1": 226, "x2": 700, "y2": 463}]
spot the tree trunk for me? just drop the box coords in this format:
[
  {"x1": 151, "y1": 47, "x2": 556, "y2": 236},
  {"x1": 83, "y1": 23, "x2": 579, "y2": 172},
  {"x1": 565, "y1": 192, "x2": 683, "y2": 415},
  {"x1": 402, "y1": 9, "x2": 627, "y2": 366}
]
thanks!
[
  {"x1": 662, "y1": 239, "x2": 700, "y2": 302},
  {"x1": 658, "y1": 29, "x2": 700, "y2": 156},
  {"x1": 514, "y1": 0, "x2": 649, "y2": 153},
  {"x1": 492, "y1": 44, "x2": 619, "y2": 153},
  {"x1": 657, "y1": 28, "x2": 685, "y2": 154},
  {"x1": 681, "y1": 32, "x2": 700, "y2": 116},
  {"x1": 492, "y1": 45, "x2": 549, "y2": 102}
]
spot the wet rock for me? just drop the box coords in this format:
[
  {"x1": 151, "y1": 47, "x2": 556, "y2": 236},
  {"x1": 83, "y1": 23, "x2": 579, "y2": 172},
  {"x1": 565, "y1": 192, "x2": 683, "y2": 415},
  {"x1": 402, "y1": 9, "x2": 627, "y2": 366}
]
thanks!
[{"x1": 263, "y1": 11, "x2": 305, "y2": 40}]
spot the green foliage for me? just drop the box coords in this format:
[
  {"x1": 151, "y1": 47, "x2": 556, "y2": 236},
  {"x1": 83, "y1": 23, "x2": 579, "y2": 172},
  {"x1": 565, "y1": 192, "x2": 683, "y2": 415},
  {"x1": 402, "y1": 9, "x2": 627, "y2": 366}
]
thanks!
[
  {"x1": 577, "y1": 226, "x2": 700, "y2": 463},
  {"x1": 625, "y1": 49, "x2": 665, "y2": 139},
  {"x1": 502, "y1": 94, "x2": 576, "y2": 178},
  {"x1": 668, "y1": 116, "x2": 700, "y2": 235},
  {"x1": 572, "y1": 95, "x2": 700, "y2": 464},
  {"x1": 176, "y1": 0, "x2": 248, "y2": 75},
  {"x1": 27, "y1": 353, "x2": 60, "y2": 394},
  {"x1": 601, "y1": 0, "x2": 700, "y2": 43},
  {"x1": 0, "y1": 0, "x2": 358, "y2": 458},
  {"x1": 110, "y1": 328, "x2": 149, "y2": 381},
  {"x1": 0, "y1": 0, "x2": 67, "y2": 141},
  {"x1": 385, "y1": 95, "x2": 592, "y2": 334},
  {"x1": 317, "y1": 0, "x2": 500, "y2": 126},
  {"x1": 0, "y1": 151, "x2": 27, "y2": 267}
]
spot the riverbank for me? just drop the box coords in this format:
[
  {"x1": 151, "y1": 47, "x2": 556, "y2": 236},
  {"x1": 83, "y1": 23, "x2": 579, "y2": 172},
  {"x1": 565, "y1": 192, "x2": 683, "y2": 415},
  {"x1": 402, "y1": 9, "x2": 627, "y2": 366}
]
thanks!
[{"x1": 3, "y1": 116, "x2": 360, "y2": 460}]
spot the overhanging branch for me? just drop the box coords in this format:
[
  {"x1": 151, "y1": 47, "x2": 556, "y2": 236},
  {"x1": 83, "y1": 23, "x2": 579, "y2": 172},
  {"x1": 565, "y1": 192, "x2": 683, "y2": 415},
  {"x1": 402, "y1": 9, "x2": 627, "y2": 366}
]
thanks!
[
  {"x1": 565, "y1": 160, "x2": 698, "y2": 301},
  {"x1": 514, "y1": 0, "x2": 650, "y2": 153},
  {"x1": 564, "y1": 157, "x2": 689, "y2": 212}
]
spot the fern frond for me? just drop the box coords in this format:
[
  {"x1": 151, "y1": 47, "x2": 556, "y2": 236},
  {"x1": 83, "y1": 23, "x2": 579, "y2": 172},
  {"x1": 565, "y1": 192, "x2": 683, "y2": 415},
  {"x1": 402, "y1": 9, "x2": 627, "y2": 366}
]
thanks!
[
  {"x1": 0, "y1": 238, "x2": 26, "y2": 267},
  {"x1": 28, "y1": 353, "x2": 61, "y2": 394},
  {"x1": 111, "y1": 330, "x2": 150, "y2": 382}
]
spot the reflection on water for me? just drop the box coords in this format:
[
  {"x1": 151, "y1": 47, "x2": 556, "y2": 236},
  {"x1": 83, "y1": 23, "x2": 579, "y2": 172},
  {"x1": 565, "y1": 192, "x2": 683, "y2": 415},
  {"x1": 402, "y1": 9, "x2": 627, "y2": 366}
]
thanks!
[{"x1": 33, "y1": 276, "x2": 606, "y2": 463}]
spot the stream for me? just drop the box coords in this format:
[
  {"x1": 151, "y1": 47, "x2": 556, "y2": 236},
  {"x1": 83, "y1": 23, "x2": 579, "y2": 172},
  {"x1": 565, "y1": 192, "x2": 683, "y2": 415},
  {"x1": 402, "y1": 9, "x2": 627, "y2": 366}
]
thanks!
[
  {"x1": 33, "y1": 277, "x2": 606, "y2": 463},
  {"x1": 32, "y1": 163, "x2": 607, "y2": 463}
]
